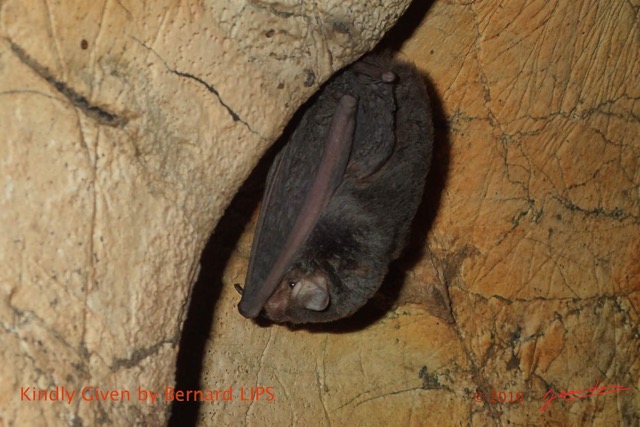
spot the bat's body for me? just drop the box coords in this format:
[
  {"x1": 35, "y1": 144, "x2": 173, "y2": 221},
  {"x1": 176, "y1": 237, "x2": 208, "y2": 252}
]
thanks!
[{"x1": 238, "y1": 53, "x2": 433, "y2": 324}]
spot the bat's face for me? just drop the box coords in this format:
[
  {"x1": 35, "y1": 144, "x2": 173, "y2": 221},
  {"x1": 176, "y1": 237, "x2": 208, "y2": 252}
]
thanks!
[{"x1": 262, "y1": 271, "x2": 330, "y2": 323}]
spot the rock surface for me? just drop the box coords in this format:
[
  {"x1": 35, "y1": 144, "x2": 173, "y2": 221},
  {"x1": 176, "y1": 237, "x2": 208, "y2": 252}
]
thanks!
[
  {"x1": 194, "y1": 0, "x2": 639, "y2": 425},
  {"x1": 0, "y1": 0, "x2": 410, "y2": 425}
]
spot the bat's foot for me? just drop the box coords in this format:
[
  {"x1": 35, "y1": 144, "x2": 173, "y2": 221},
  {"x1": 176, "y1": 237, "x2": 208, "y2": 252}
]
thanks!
[{"x1": 352, "y1": 62, "x2": 397, "y2": 83}]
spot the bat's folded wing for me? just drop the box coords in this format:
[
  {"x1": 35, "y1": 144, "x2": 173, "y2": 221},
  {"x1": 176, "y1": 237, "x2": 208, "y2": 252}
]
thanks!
[{"x1": 238, "y1": 95, "x2": 358, "y2": 318}]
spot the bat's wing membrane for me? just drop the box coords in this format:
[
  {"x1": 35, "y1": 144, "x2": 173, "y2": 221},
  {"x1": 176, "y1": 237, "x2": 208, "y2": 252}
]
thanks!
[{"x1": 239, "y1": 95, "x2": 358, "y2": 318}]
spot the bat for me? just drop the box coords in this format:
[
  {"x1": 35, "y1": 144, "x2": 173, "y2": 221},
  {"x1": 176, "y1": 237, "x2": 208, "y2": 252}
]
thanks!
[{"x1": 237, "y1": 52, "x2": 433, "y2": 324}]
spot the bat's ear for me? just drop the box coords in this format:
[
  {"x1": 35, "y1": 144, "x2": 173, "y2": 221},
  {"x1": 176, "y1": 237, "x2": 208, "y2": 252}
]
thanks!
[{"x1": 294, "y1": 276, "x2": 330, "y2": 311}]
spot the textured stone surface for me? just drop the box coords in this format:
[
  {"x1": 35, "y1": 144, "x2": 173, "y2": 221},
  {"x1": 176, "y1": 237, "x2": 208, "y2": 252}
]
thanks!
[
  {"x1": 195, "y1": 0, "x2": 639, "y2": 425},
  {"x1": 0, "y1": 0, "x2": 409, "y2": 425}
]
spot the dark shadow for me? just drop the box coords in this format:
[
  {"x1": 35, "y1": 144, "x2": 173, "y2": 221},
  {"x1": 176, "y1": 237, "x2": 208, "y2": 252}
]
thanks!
[
  {"x1": 168, "y1": 145, "x2": 277, "y2": 426},
  {"x1": 381, "y1": 0, "x2": 436, "y2": 51}
]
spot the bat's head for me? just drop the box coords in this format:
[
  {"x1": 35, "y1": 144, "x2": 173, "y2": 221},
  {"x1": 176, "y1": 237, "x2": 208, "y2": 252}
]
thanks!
[{"x1": 262, "y1": 271, "x2": 330, "y2": 323}]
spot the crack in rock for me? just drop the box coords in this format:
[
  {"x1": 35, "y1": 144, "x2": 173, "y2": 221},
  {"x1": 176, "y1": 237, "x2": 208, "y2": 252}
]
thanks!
[
  {"x1": 172, "y1": 69, "x2": 258, "y2": 135},
  {"x1": 7, "y1": 38, "x2": 128, "y2": 128},
  {"x1": 130, "y1": 36, "x2": 259, "y2": 135},
  {"x1": 110, "y1": 335, "x2": 178, "y2": 370}
]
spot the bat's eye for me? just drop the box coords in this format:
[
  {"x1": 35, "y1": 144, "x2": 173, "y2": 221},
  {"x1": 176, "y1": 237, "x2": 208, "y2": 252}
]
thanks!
[{"x1": 288, "y1": 280, "x2": 297, "y2": 289}]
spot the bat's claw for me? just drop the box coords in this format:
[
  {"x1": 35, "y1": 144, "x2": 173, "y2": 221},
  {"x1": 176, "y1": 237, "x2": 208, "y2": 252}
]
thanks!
[{"x1": 352, "y1": 62, "x2": 397, "y2": 83}]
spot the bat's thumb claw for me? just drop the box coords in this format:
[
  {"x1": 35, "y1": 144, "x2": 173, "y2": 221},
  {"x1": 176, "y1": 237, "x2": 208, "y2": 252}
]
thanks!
[{"x1": 238, "y1": 299, "x2": 260, "y2": 319}]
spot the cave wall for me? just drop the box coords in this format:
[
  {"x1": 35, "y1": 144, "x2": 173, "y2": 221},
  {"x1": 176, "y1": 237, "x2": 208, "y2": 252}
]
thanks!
[
  {"x1": 0, "y1": 0, "x2": 411, "y2": 425},
  {"x1": 196, "y1": 1, "x2": 639, "y2": 425}
]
